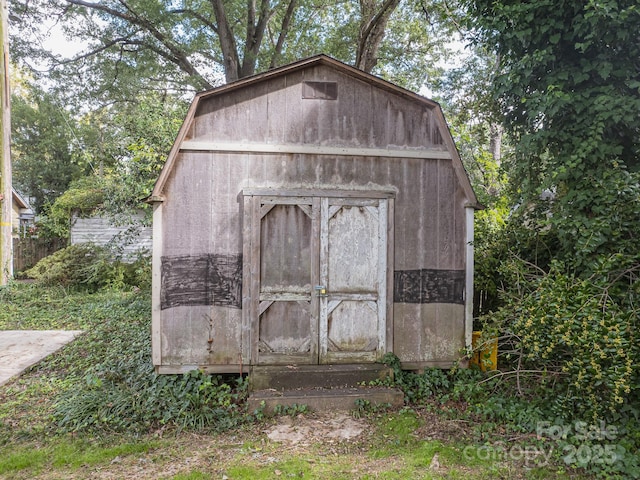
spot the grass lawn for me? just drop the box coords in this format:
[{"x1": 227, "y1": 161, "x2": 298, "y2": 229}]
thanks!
[{"x1": 0, "y1": 282, "x2": 590, "y2": 479}]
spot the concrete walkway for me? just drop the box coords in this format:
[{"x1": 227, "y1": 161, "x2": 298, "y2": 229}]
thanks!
[{"x1": 0, "y1": 330, "x2": 83, "y2": 387}]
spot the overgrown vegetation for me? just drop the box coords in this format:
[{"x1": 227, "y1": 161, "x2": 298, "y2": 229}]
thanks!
[
  {"x1": 379, "y1": 353, "x2": 640, "y2": 478},
  {"x1": 4, "y1": 214, "x2": 639, "y2": 478},
  {"x1": 55, "y1": 361, "x2": 248, "y2": 434},
  {"x1": 39, "y1": 176, "x2": 106, "y2": 238},
  {"x1": 446, "y1": 2, "x2": 640, "y2": 477},
  {"x1": 0, "y1": 287, "x2": 248, "y2": 439},
  {"x1": 23, "y1": 243, "x2": 150, "y2": 291},
  {"x1": 0, "y1": 276, "x2": 581, "y2": 478}
]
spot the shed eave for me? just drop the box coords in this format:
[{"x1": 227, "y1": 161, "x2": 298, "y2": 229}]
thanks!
[
  {"x1": 144, "y1": 195, "x2": 165, "y2": 204},
  {"x1": 11, "y1": 188, "x2": 30, "y2": 210}
]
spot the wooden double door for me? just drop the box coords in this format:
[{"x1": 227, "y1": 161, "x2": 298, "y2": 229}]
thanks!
[{"x1": 243, "y1": 191, "x2": 392, "y2": 365}]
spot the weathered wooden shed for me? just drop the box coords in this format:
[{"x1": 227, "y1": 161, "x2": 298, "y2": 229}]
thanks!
[{"x1": 148, "y1": 55, "x2": 480, "y2": 377}]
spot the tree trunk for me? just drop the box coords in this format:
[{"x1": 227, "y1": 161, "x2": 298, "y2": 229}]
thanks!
[
  {"x1": 355, "y1": 0, "x2": 400, "y2": 73},
  {"x1": 210, "y1": 0, "x2": 241, "y2": 82},
  {"x1": 489, "y1": 122, "x2": 503, "y2": 165}
]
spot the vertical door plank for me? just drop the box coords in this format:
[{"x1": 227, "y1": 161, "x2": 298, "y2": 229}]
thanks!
[
  {"x1": 310, "y1": 197, "x2": 321, "y2": 360},
  {"x1": 241, "y1": 194, "x2": 253, "y2": 364},
  {"x1": 250, "y1": 196, "x2": 262, "y2": 364},
  {"x1": 385, "y1": 198, "x2": 395, "y2": 352},
  {"x1": 376, "y1": 199, "x2": 388, "y2": 355},
  {"x1": 318, "y1": 197, "x2": 330, "y2": 360}
]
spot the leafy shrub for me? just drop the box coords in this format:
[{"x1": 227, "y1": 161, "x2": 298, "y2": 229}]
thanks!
[
  {"x1": 23, "y1": 244, "x2": 150, "y2": 291},
  {"x1": 381, "y1": 353, "x2": 481, "y2": 405},
  {"x1": 488, "y1": 260, "x2": 639, "y2": 423},
  {"x1": 24, "y1": 244, "x2": 109, "y2": 290},
  {"x1": 38, "y1": 176, "x2": 107, "y2": 238},
  {"x1": 481, "y1": 257, "x2": 640, "y2": 478},
  {"x1": 55, "y1": 367, "x2": 247, "y2": 433},
  {"x1": 52, "y1": 291, "x2": 247, "y2": 433}
]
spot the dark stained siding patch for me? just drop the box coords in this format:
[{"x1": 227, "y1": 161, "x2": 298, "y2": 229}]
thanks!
[
  {"x1": 394, "y1": 269, "x2": 465, "y2": 305},
  {"x1": 161, "y1": 254, "x2": 242, "y2": 310},
  {"x1": 302, "y1": 81, "x2": 338, "y2": 100}
]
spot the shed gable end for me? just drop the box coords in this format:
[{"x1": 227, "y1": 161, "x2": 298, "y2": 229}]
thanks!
[{"x1": 186, "y1": 65, "x2": 446, "y2": 152}]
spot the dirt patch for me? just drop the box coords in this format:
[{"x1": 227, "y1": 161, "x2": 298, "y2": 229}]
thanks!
[
  {"x1": 265, "y1": 412, "x2": 366, "y2": 444},
  {"x1": 3, "y1": 410, "x2": 557, "y2": 480},
  {"x1": 42, "y1": 415, "x2": 373, "y2": 480},
  {"x1": 414, "y1": 410, "x2": 475, "y2": 442}
]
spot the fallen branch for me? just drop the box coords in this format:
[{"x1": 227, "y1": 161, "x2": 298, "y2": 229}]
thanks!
[{"x1": 478, "y1": 369, "x2": 566, "y2": 385}]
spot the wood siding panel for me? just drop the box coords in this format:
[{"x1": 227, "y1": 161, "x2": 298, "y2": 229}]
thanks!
[
  {"x1": 193, "y1": 94, "x2": 234, "y2": 141},
  {"x1": 393, "y1": 303, "x2": 464, "y2": 364},
  {"x1": 281, "y1": 72, "x2": 305, "y2": 144},
  {"x1": 159, "y1": 153, "x2": 242, "y2": 369},
  {"x1": 454, "y1": 183, "x2": 468, "y2": 271},
  {"x1": 394, "y1": 158, "x2": 439, "y2": 271},
  {"x1": 265, "y1": 76, "x2": 288, "y2": 143},
  {"x1": 437, "y1": 159, "x2": 456, "y2": 270},
  {"x1": 210, "y1": 154, "x2": 243, "y2": 254},
  {"x1": 423, "y1": 159, "x2": 440, "y2": 268},
  {"x1": 162, "y1": 153, "x2": 212, "y2": 256},
  {"x1": 161, "y1": 306, "x2": 242, "y2": 366},
  {"x1": 338, "y1": 75, "x2": 373, "y2": 147},
  {"x1": 301, "y1": 66, "x2": 339, "y2": 146}
]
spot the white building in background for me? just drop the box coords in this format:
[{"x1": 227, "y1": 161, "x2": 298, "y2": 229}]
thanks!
[
  {"x1": 11, "y1": 189, "x2": 34, "y2": 237},
  {"x1": 70, "y1": 213, "x2": 152, "y2": 260}
]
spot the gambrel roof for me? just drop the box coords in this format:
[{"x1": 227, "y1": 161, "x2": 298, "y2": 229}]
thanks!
[{"x1": 149, "y1": 54, "x2": 479, "y2": 209}]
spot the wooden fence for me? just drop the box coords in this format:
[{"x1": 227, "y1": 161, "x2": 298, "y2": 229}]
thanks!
[{"x1": 12, "y1": 237, "x2": 67, "y2": 273}]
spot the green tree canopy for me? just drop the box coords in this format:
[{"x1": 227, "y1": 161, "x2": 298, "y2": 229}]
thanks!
[
  {"x1": 9, "y1": 0, "x2": 461, "y2": 227},
  {"x1": 11, "y1": 84, "x2": 87, "y2": 213},
  {"x1": 463, "y1": 0, "x2": 640, "y2": 438},
  {"x1": 465, "y1": 0, "x2": 640, "y2": 269},
  {"x1": 465, "y1": 0, "x2": 640, "y2": 186},
  {"x1": 10, "y1": 0, "x2": 456, "y2": 110}
]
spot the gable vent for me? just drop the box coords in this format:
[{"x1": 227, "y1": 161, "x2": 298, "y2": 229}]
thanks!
[{"x1": 302, "y1": 81, "x2": 338, "y2": 100}]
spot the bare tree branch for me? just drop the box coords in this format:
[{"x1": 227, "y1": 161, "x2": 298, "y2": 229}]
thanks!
[
  {"x1": 65, "y1": 0, "x2": 212, "y2": 89},
  {"x1": 168, "y1": 8, "x2": 219, "y2": 35},
  {"x1": 56, "y1": 36, "x2": 135, "y2": 65}
]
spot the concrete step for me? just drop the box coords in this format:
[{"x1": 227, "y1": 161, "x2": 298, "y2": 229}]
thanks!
[
  {"x1": 248, "y1": 386, "x2": 404, "y2": 413},
  {"x1": 249, "y1": 363, "x2": 392, "y2": 391}
]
